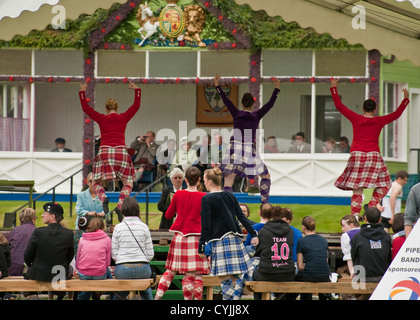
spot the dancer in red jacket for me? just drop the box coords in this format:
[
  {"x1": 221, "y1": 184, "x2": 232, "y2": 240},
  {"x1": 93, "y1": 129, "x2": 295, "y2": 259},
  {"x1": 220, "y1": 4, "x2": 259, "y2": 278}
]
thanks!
[
  {"x1": 79, "y1": 81, "x2": 141, "y2": 220},
  {"x1": 330, "y1": 78, "x2": 409, "y2": 216}
]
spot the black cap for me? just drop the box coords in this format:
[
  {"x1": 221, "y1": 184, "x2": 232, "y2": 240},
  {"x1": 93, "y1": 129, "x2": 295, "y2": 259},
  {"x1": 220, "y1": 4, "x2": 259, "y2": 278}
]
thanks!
[
  {"x1": 55, "y1": 137, "x2": 66, "y2": 144},
  {"x1": 43, "y1": 202, "x2": 64, "y2": 217}
]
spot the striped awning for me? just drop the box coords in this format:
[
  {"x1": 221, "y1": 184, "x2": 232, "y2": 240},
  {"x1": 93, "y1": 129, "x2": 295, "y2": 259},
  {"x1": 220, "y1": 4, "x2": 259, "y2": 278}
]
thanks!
[
  {"x1": 0, "y1": 0, "x2": 127, "y2": 41},
  {"x1": 235, "y1": 0, "x2": 420, "y2": 66}
]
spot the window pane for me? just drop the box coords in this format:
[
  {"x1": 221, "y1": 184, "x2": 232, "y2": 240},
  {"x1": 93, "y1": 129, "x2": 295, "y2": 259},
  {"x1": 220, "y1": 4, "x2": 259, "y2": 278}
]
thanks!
[
  {"x1": 314, "y1": 83, "x2": 365, "y2": 153},
  {"x1": 0, "y1": 49, "x2": 31, "y2": 75},
  {"x1": 149, "y1": 51, "x2": 197, "y2": 77},
  {"x1": 97, "y1": 50, "x2": 146, "y2": 77},
  {"x1": 315, "y1": 50, "x2": 366, "y2": 76},
  {"x1": 200, "y1": 51, "x2": 249, "y2": 77},
  {"x1": 262, "y1": 50, "x2": 312, "y2": 76},
  {"x1": 34, "y1": 49, "x2": 83, "y2": 76},
  {"x1": 262, "y1": 83, "x2": 312, "y2": 153}
]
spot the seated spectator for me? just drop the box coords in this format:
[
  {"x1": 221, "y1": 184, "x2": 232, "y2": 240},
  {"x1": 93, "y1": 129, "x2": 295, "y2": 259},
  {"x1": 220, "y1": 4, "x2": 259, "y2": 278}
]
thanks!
[
  {"x1": 158, "y1": 168, "x2": 185, "y2": 230},
  {"x1": 278, "y1": 207, "x2": 302, "y2": 266},
  {"x1": 170, "y1": 137, "x2": 198, "y2": 172},
  {"x1": 7, "y1": 208, "x2": 37, "y2": 276},
  {"x1": 130, "y1": 131, "x2": 160, "y2": 182},
  {"x1": 338, "y1": 136, "x2": 350, "y2": 153},
  {"x1": 322, "y1": 137, "x2": 341, "y2": 153},
  {"x1": 288, "y1": 132, "x2": 310, "y2": 153},
  {"x1": 264, "y1": 136, "x2": 279, "y2": 153},
  {"x1": 288, "y1": 216, "x2": 330, "y2": 300},
  {"x1": 75, "y1": 172, "x2": 107, "y2": 226},
  {"x1": 239, "y1": 203, "x2": 257, "y2": 233},
  {"x1": 76, "y1": 217, "x2": 112, "y2": 300},
  {"x1": 340, "y1": 214, "x2": 361, "y2": 277},
  {"x1": 50, "y1": 137, "x2": 72, "y2": 152},
  {"x1": 253, "y1": 205, "x2": 296, "y2": 300},
  {"x1": 111, "y1": 197, "x2": 154, "y2": 300},
  {"x1": 391, "y1": 212, "x2": 406, "y2": 260},
  {"x1": 24, "y1": 202, "x2": 74, "y2": 300},
  {"x1": 0, "y1": 232, "x2": 11, "y2": 300},
  {"x1": 351, "y1": 207, "x2": 392, "y2": 299}
]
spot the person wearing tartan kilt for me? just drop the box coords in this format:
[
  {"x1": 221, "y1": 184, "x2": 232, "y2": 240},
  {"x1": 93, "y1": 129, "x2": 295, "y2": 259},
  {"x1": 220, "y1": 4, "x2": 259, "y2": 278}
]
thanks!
[
  {"x1": 79, "y1": 81, "x2": 141, "y2": 221},
  {"x1": 198, "y1": 167, "x2": 259, "y2": 300},
  {"x1": 154, "y1": 167, "x2": 210, "y2": 300},
  {"x1": 213, "y1": 75, "x2": 280, "y2": 204},
  {"x1": 330, "y1": 78, "x2": 410, "y2": 216}
]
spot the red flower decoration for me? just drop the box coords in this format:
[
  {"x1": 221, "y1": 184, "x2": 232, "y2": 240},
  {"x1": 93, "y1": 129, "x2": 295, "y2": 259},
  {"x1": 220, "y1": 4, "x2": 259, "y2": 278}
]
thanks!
[
  {"x1": 29, "y1": 77, "x2": 34, "y2": 83},
  {"x1": 250, "y1": 77, "x2": 257, "y2": 83},
  {"x1": 86, "y1": 77, "x2": 91, "y2": 83},
  {"x1": 84, "y1": 159, "x2": 91, "y2": 165},
  {"x1": 86, "y1": 98, "x2": 91, "y2": 102},
  {"x1": 66, "y1": 78, "x2": 71, "y2": 82},
  {"x1": 129, "y1": 2, "x2": 135, "y2": 8},
  {"x1": 370, "y1": 60, "x2": 376, "y2": 65},
  {"x1": 142, "y1": 79, "x2": 147, "y2": 84},
  {"x1": 310, "y1": 77, "x2": 315, "y2": 83},
  {"x1": 120, "y1": 44, "x2": 126, "y2": 50},
  {"x1": 351, "y1": 78, "x2": 355, "y2": 82},
  {"x1": 123, "y1": 78, "x2": 128, "y2": 83},
  {"x1": 101, "y1": 28, "x2": 106, "y2": 34},
  {"x1": 85, "y1": 119, "x2": 91, "y2": 124},
  {"x1": 251, "y1": 60, "x2": 256, "y2": 66},
  {"x1": 218, "y1": 15, "x2": 223, "y2": 20},
  {"x1": 84, "y1": 139, "x2": 90, "y2": 144},
  {"x1": 159, "y1": 79, "x2": 164, "y2": 84},
  {"x1": 371, "y1": 77, "x2": 376, "y2": 82},
  {"x1": 85, "y1": 59, "x2": 91, "y2": 65},
  {"x1": 232, "y1": 78, "x2": 237, "y2": 83},
  {"x1": 214, "y1": 42, "x2": 218, "y2": 48},
  {"x1": 9, "y1": 76, "x2": 13, "y2": 81},
  {"x1": 232, "y1": 29, "x2": 237, "y2": 35},
  {"x1": 289, "y1": 77, "x2": 295, "y2": 83},
  {"x1": 48, "y1": 77, "x2": 53, "y2": 83},
  {"x1": 104, "y1": 43, "x2": 109, "y2": 49},
  {"x1": 204, "y1": 1, "x2": 209, "y2": 7},
  {"x1": 176, "y1": 78, "x2": 180, "y2": 84},
  {"x1": 195, "y1": 78, "x2": 199, "y2": 84},
  {"x1": 231, "y1": 43, "x2": 237, "y2": 48},
  {"x1": 105, "y1": 78, "x2": 110, "y2": 83},
  {"x1": 116, "y1": 15, "x2": 120, "y2": 21}
]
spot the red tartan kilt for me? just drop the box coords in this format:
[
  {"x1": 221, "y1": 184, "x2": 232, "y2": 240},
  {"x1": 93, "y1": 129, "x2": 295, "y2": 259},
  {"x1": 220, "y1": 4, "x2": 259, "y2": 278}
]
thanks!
[
  {"x1": 334, "y1": 151, "x2": 392, "y2": 190},
  {"x1": 165, "y1": 233, "x2": 210, "y2": 274},
  {"x1": 93, "y1": 146, "x2": 134, "y2": 182}
]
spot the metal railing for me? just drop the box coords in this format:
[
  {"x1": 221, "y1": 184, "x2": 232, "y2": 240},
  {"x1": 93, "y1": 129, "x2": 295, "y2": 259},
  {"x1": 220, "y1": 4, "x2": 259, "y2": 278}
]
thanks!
[{"x1": 10, "y1": 168, "x2": 83, "y2": 226}]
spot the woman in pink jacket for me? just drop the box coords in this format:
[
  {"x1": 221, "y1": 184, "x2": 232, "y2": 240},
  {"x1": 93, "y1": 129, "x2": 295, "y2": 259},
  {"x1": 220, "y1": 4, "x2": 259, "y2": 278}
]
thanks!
[{"x1": 75, "y1": 217, "x2": 112, "y2": 300}]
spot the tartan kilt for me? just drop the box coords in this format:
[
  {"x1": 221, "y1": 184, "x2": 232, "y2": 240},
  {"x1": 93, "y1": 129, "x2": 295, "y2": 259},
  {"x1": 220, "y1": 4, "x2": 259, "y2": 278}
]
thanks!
[
  {"x1": 219, "y1": 140, "x2": 269, "y2": 179},
  {"x1": 165, "y1": 233, "x2": 210, "y2": 274},
  {"x1": 209, "y1": 233, "x2": 253, "y2": 277},
  {"x1": 334, "y1": 151, "x2": 392, "y2": 191},
  {"x1": 93, "y1": 146, "x2": 134, "y2": 182}
]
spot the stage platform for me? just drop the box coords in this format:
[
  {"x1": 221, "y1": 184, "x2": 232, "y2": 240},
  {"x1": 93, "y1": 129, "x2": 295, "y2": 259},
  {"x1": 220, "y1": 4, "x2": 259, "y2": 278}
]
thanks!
[{"x1": 0, "y1": 191, "x2": 351, "y2": 206}]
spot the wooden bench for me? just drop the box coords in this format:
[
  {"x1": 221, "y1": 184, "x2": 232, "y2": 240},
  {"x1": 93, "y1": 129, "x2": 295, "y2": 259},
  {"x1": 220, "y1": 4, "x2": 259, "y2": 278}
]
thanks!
[
  {"x1": 0, "y1": 277, "x2": 154, "y2": 300},
  {"x1": 154, "y1": 275, "x2": 221, "y2": 300},
  {"x1": 245, "y1": 280, "x2": 378, "y2": 300}
]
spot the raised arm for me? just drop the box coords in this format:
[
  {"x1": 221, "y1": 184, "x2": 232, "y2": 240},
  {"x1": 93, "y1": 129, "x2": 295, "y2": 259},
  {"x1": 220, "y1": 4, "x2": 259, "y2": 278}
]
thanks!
[
  {"x1": 379, "y1": 88, "x2": 410, "y2": 125},
  {"x1": 214, "y1": 74, "x2": 240, "y2": 117},
  {"x1": 255, "y1": 77, "x2": 281, "y2": 119},
  {"x1": 121, "y1": 81, "x2": 141, "y2": 121},
  {"x1": 330, "y1": 78, "x2": 359, "y2": 120},
  {"x1": 79, "y1": 82, "x2": 102, "y2": 122}
]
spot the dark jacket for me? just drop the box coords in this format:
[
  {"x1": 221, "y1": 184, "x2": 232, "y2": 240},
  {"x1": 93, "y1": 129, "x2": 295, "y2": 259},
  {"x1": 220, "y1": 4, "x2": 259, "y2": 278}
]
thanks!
[
  {"x1": 255, "y1": 220, "x2": 295, "y2": 275},
  {"x1": 0, "y1": 243, "x2": 11, "y2": 278},
  {"x1": 198, "y1": 191, "x2": 257, "y2": 253},
  {"x1": 24, "y1": 223, "x2": 74, "y2": 282},
  {"x1": 351, "y1": 223, "x2": 392, "y2": 281}
]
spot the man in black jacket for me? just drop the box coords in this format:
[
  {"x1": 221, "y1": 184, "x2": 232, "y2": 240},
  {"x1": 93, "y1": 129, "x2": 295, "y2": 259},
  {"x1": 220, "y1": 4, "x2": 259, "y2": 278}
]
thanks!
[
  {"x1": 24, "y1": 202, "x2": 74, "y2": 284},
  {"x1": 351, "y1": 206, "x2": 392, "y2": 298}
]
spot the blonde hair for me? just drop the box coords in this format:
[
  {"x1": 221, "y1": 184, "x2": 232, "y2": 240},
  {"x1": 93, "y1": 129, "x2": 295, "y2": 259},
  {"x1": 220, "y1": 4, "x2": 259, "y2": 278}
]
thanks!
[
  {"x1": 105, "y1": 98, "x2": 118, "y2": 111},
  {"x1": 204, "y1": 167, "x2": 222, "y2": 186},
  {"x1": 19, "y1": 208, "x2": 37, "y2": 224}
]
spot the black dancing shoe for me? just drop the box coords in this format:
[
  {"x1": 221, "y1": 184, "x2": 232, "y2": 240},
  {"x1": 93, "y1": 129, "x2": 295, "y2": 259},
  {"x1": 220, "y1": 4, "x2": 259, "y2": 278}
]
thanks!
[
  {"x1": 103, "y1": 197, "x2": 109, "y2": 215},
  {"x1": 115, "y1": 206, "x2": 123, "y2": 222}
]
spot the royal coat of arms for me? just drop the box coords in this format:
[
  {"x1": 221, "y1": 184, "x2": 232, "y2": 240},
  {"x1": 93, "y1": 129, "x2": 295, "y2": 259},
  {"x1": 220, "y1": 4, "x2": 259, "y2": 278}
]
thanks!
[{"x1": 159, "y1": 2, "x2": 185, "y2": 39}]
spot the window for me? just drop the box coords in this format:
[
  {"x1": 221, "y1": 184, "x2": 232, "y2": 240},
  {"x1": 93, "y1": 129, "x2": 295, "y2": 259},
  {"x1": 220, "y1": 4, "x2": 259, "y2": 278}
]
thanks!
[
  {"x1": 0, "y1": 84, "x2": 30, "y2": 151},
  {"x1": 382, "y1": 82, "x2": 407, "y2": 160}
]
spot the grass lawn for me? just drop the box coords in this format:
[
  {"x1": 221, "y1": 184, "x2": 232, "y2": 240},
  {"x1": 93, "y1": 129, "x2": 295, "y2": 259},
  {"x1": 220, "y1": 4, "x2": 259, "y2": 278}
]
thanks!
[{"x1": 0, "y1": 200, "x2": 351, "y2": 233}]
